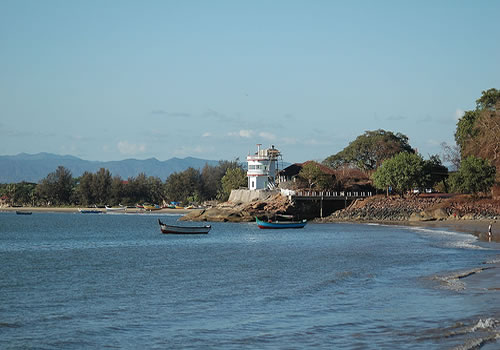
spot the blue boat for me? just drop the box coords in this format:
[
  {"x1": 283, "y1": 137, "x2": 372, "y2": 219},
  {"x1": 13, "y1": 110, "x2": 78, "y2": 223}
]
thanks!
[{"x1": 256, "y1": 217, "x2": 307, "y2": 229}]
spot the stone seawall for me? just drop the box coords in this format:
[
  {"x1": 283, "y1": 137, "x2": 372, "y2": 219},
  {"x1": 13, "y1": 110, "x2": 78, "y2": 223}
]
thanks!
[
  {"x1": 321, "y1": 195, "x2": 500, "y2": 222},
  {"x1": 228, "y1": 189, "x2": 279, "y2": 203}
]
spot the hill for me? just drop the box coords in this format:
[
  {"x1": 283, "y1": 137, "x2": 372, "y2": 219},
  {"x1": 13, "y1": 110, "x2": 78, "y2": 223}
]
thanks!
[{"x1": 0, "y1": 153, "x2": 221, "y2": 183}]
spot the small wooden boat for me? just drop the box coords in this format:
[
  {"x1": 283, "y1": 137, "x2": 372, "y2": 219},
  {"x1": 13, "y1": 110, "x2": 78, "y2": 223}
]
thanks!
[
  {"x1": 78, "y1": 208, "x2": 103, "y2": 214},
  {"x1": 143, "y1": 204, "x2": 161, "y2": 211},
  {"x1": 158, "y1": 219, "x2": 211, "y2": 234},
  {"x1": 256, "y1": 217, "x2": 307, "y2": 229},
  {"x1": 16, "y1": 211, "x2": 32, "y2": 215},
  {"x1": 105, "y1": 205, "x2": 126, "y2": 212}
]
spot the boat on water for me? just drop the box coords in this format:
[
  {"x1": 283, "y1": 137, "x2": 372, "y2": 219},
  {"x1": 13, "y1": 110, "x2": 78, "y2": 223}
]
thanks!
[
  {"x1": 158, "y1": 219, "x2": 211, "y2": 234},
  {"x1": 16, "y1": 211, "x2": 32, "y2": 215},
  {"x1": 78, "y1": 208, "x2": 103, "y2": 214},
  {"x1": 256, "y1": 216, "x2": 307, "y2": 229}
]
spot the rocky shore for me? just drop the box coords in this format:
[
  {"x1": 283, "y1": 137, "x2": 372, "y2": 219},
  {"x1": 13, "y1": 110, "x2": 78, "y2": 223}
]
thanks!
[
  {"x1": 182, "y1": 193, "x2": 500, "y2": 228},
  {"x1": 180, "y1": 193, "x2": 294, "y2": 222},
  {"x1": 321, "y1": 195, "x2": 500, "y2": 222}
]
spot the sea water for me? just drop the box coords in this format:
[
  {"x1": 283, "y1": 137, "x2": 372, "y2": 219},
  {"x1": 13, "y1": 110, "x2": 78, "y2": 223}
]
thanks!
[{"x1": 1, "y1": 212, "x2": 499, "y2": 349}]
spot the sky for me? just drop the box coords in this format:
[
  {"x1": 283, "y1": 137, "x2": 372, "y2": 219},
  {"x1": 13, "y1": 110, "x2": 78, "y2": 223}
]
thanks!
[{"x1": 1, "y1": 0, "x2": 499, "y2": 164}]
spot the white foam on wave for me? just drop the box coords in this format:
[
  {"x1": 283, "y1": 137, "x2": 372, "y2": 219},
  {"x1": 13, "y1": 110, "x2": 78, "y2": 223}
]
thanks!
[
  {"x1": 451, "y1": 318, "x2": 500, "y2": 350},
  {"x1": 485, "y1": 257, "x2": 500, "y2": 264},
  {"x1": 408, "y1": 226, "x2": 487, "y2": 250},
  {"x1": 470, "y1": 318, "x2": 499, "y2": 332}
]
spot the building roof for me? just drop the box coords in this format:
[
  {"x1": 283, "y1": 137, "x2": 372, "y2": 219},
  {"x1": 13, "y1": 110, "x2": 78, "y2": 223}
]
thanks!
[{"x1": 279, "y1": 161, "x2": 336, "y2": 177}]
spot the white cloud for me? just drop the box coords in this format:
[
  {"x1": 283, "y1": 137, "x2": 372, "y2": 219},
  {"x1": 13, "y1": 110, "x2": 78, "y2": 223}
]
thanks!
[
  {"x1": 117, "y1": 141, "x2": 146, "y2": 155},
  {"x1": 239, "y1": 129, "x2": 254, "y2": 138},
  {"x1": 455, "y1": 109, "x2": 465, "y2": 120},
  {"x1": 229, "y1": 129, "x2": 254, "y2": 138},
  {"x1": 259, "y1": 131, "x2": 276, "y2": 140},
  {"x1": 202, "y1": 132, "x2": 212, "y2": 137}
]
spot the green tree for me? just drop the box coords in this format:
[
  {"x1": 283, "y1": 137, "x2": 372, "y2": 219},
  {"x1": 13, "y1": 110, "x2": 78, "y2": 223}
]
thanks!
[
  {"x1": 455, "y1": 110, "x2": 479, "y2": 153},
  {"x1": 454, "y1": 89, "x2": 500, "y2": 181},
  {"x1": 423, "y1": 155, "x2": 449, "y2": 191},
  {"x1": 323, "y1": 129, "x2": 414, "y2": 171},
  {"x1": 12, "y1": 182, "x2": 37, "y2": 206},
  {"x1": 165, "y1": 168, "x2": 203, "y2": 204},
  {"x1": 147, "y1": 176, "x2": 165, "y2": 205},
  {"x1": 201, "y1": 160, "x2": 240, "y2": 200},
  {"x1": 37, "y1": 166, "x2": 74, "y2": 205},
  {"x1": 110, "y1": 176, "x2": 125, "y2": 205},
  {"x1": 372, "y1": 152, "x2": 425, "y2": 196},
  {"x1": 94, "y1": 168, "x2": 112, "y2": 205},
  {"x1": 297, "y1": 162, "x2": 336, "y2": 190},
  {"x1": 449, "y1": 156, "x2": 496, "y2": 195},
  {"x1": 127, "y1": 173, "x2": 150, "y2": 204},
  {"x1": 476, "y1": 88, "x2": 500, "y2": 110},
  {"x1": 77, "y1": 171, "x2": 95, "y2": 205},
  {"x1": 218, "y1": 167, "x2": 247, "y2": 201}
]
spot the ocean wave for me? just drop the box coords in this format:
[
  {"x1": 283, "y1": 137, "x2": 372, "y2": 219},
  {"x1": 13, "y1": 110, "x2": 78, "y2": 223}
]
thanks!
[
  {"x1": 485, "y1": 257, "x2": 500, "y2": 264},
  {"x1": 408, "y1": 226, "x2": 488, "y2": 250},
  {"x1": 432, "y1": 267, "x2": 492, "y2": 291},
  {"x1": 417, "y1": 317, "x2": 500, "y2": 350},
  {"x1": 451, "y1": 318, "x2": 500, "y2": 350}
]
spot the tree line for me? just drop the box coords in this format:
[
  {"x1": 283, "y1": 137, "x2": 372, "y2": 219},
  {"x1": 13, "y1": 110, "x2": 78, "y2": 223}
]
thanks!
[
  {"x1": 0, "y1": 161, "x2": 247, "y2": 207},
  {"x1": 2, "y1": 88, "x2": 497, "y2": 205},
  {"x1": 318, "y1": 89, "x2": 499, "y2": 196}
]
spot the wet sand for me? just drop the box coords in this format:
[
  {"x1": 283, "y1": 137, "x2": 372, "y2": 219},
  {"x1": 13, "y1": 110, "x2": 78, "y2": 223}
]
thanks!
[
  {"x1": 408, "y1": 219, "x2": 499, "y2": 243},
  {"x1": 408, "y1": 219, "x2": 500, "y2": 296}
]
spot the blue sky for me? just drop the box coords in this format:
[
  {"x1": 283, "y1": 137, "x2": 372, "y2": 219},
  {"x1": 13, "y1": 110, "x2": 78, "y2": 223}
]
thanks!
[{"x1": 1, "y1": 0, "x2": 499, "y2": 164}]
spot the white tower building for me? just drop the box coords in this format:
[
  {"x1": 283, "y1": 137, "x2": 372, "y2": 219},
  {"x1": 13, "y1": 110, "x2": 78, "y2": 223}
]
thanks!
[{"x1": 246, "y1": 144, "x2": 280, "y2": 190}]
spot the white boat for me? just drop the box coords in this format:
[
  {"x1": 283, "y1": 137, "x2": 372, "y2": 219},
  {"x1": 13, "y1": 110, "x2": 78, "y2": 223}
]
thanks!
[{"x1": 105, "y1": 205, "x2": 126, "y2": 212}]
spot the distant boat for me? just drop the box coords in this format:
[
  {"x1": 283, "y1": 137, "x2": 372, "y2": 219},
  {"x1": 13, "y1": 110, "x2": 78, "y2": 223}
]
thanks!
[
  {"x1": 158, "y1": 219, "x2": 211, "y2": 234},
  {"x1": 16, "y1": 211, "x2": 32, "y2": 215},
  {"x1": 143, "y1": 204, "x2": 161, "y2": 211},
  {"x1": 256, "y1": 217, "x2": 307, "y2": 229},
  {"x1": 105, "y1": 205, "x2": 126, "y2": 212},
  {"x1": 78, "y1": 208, "x2": 103, "y2": 214}
]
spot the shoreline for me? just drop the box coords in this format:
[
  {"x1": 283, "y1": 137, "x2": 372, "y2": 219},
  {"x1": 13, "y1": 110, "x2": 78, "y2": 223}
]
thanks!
[
  {"x1": 0, "y1": 206, "x2": 190, "y2": 215},
  {"x1": 3, "y1": 206, "x2": 497, "y2": 240},
  {"x1": 318, "y1": 218, "x2": 499, "y2": 243}
]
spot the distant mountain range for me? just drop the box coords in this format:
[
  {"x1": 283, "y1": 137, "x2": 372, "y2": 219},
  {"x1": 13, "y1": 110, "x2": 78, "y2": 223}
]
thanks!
[{"x1": 0, "y1": 153, "x2": 222, "y2": 183}]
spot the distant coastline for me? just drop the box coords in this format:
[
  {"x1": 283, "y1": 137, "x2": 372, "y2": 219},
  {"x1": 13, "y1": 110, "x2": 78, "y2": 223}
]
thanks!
[
  {"x1": 3, "y1": 205, "x2": 497, "y2": 243},
  {"x1": 0, "y1": 206, "x2": 190, "y2": 215}
]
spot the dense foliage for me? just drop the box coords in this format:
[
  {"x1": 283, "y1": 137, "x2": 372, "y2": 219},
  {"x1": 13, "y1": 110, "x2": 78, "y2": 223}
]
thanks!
[
  {"x1": 297, "y1": 162, "x2": 336, "y2": 190},
  {"x1": 454, "y1": 88, "x2": 500, "y2": 183},
  {"x1": 323, "y1": 129, "x2": 414, "y2": 171},
  {"x1": 448, "y1": 156, "x2": 496, "y2": 195},
  {"x1": 372, "y1": 152, "x2": 425, "y2": 195},
  {"x1": 372, "y1": 153, "x2": 448, "y2": 195},
  {"x1": 0, "y1": 161, "x2": 246, "y2": 207},
  {"x1": 219, "y1": 167, "x2": 247, "y2": 201}
]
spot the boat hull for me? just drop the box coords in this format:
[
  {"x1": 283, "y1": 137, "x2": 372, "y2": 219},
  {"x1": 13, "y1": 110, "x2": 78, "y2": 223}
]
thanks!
[
  {"x1": 158, "y1": 219, "x2": 211, "y2": 234},
  {"x1": 105, "y1": 206, "x2": 126, "y2": 212},
  {"x1": 256, "y1": 218, "x2": 307, "y2": 229},
  {"x1": 78, "y1": 209, "x2": 103, "y2": 214}
]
